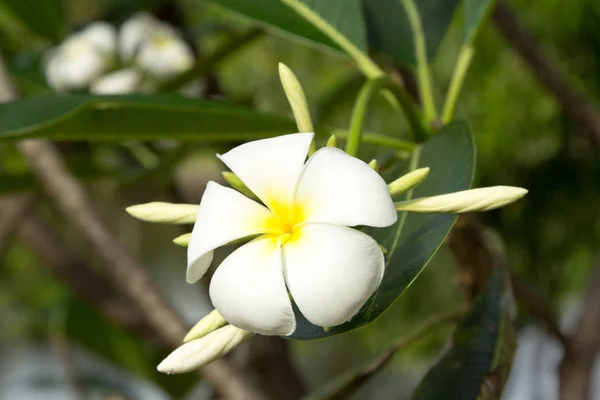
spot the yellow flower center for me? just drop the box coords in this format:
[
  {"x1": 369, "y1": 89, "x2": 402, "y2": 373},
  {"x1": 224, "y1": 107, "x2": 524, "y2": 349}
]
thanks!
[{"x1": 264, "y1": 198, "x2": 306, "y2": 246}]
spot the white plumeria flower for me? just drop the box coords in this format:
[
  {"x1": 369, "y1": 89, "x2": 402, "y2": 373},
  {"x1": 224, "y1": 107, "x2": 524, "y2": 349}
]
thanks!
[
  {"x1": 119, "y1": 12, "x2": 194, "y2": 80},
  {"x1": 187, "y1": 132, "x2": 397, "y2": 336},
  {"x1": 45, "y1": 22, "x2": 117, "y2": 92},
  {"x1": 90, "y1": 67, "x2": 142, "y2": 94}
]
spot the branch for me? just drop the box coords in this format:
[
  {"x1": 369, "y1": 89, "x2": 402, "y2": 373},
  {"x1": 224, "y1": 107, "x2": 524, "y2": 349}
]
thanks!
[
  {"x1": 492, "y1": 1, "x2": 600, "y2": 149},
  {"x1": 559, "y1": 254, "x2": 600, "y2": 400},
  {"x1": 307, "y1": 311, "x2": 462, "y2": 400},
  {"x1": 0, "y1": 52, "x2": 266, "y2": 400}
]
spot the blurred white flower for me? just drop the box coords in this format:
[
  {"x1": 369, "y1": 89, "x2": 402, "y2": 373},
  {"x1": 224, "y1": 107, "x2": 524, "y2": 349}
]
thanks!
[
  {"x1": 119, "y1": 12, "x2": 194, "y2": 81},
  {"x1": 90, "y1": 67, "x2": 142, "y2": 94},
  {"x1": 186, "y1": 132, "x2": 397, "y2": 335},
  {"x1": 45, "y1": 22, "x2": 117, "y2": 92}
]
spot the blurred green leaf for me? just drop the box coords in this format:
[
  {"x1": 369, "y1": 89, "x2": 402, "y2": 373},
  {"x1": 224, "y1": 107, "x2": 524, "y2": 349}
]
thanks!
[
  {"x1": 290, "y1": 121, "x2": 475, "y2": 338},
  {"x1": 411, "y1": 269, "x2": 505, "y2": 400},
  {"x1": 0, "y1": 0, "x2": 67, "y2": 41},
  {"x1": 0, "y1": 94, "x2": 296, "y2": 141}
]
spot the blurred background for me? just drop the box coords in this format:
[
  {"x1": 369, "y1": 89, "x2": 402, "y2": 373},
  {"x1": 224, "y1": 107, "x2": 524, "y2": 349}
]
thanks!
[{"x1": 0, "y1": 0, "x2": 600, "y2": 399}]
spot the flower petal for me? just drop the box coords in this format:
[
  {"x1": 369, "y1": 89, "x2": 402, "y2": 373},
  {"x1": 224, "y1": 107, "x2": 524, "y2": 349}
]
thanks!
[
  {"x1": 217, "y1": 133, "x2": 314, "y2": 216},
  {"x1": 187, "y1": 182, "x2": 278, "y2": 283},
  {"x1": 294, "y1": 148, "x2": 397, "y2": 227},
  {"x1": 209, "y1": 235, "x2": 296, "y2": 336},
  {"x1": 90, "y1": 67, "x2": 142, "y2": 94},
  {"x1": 282, "y1": 223, "x2": 384, "y2": 327}
]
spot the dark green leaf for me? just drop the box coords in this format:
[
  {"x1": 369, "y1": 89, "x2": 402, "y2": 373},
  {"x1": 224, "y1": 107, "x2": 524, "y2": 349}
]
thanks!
[
  {"x1": 0, "y1": 94, "x2": 296, "y2": 141},
  {"x1": 364, "y1": 0, "x2": 459, "y2": 65},
  {"x1": 464, "y1": 0, "x2": 497, "y2": 44},
  {"x1": 206, "y1": 0, "x2": 340, "y2": 50},
  {"x1": 1, "y1": 0, "x2": 67, "y2": 41},
  {"x1": 207, "y1": 0, "x2": 458, "y2": 66},
  {"x1": 290, "y1": 121, "x2": 475, "y2": 338},
  {"x1": 411, "y1": 270, "x2": 504, "y2": 400}
]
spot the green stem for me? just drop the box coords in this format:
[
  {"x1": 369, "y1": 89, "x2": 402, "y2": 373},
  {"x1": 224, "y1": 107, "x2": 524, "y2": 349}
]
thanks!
[
  {"x1": 345, "y1": 78, "x2": 386, "y2": 156},
  {"x1": 400, "y1": 0, "x2": 437, "y2": 122},
  {"x1": 281, "y1": 0, "x2": 384, "y2": 79},
  {"x1": 441, "y1": 45, "x2": 474, "y2": 123}
]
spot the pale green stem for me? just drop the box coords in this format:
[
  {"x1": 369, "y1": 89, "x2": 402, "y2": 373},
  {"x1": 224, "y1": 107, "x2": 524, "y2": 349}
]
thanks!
[
  {"x1": 441, "y1": 45, "x2": 475, "y2": 123},
  {"x1": 400, "y1": 0, "x2": 437, "y2": 122},
  {"x1": 346, "y1": 78, "x2": 386, "y2": 156},
  {"x1": 281, "y1": 0, "x2": 384, "y2": 79},
  {"x1": 383, "y1": 84, "x2": 428, "y2": 142}
]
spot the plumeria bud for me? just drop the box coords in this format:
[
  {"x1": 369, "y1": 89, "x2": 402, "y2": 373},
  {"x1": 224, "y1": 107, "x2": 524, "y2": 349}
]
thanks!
[
  {"x1": 184, "y1": 309, "x2": 228, "y2": 342},
  {"x1": 126, "y1": 202, "x2": 198, "y2": 224},
  {"x1": 157, "y1": 325, "x2": 253, "y2": 374},
  {"x1": 388, "y1": 168, "x2": 430, "y2": 196},
  {"x1": 221, "y1": 171, "x2": 258, "y2": 200},
  {"x1": 278, "y1": 63, "x2": 313, "y2": 133},
  {"x1": 45, "y1": 22, "x2": 117, "y2": 92},
  {"x1": 326, "y1": 135, "x2": 337, "y2": 148},
  {"x1": 173, "y1": 233, "x2": 191, "y2": 247},
  {"x1": 395, "y1": 186, "x2": 528, "y2": 213},
  {"x1": 119, "y1": 12, "x2": 157, "y2": 63},
  {"x1": 90, "y1": 67, "x2": 142, "y2": 94},
  {"x1": 368, "y1": 159, "x2": 378, "y2": 171},
  {"x1": 136, "y1": 25, "x2": 194, "y2": 80}
]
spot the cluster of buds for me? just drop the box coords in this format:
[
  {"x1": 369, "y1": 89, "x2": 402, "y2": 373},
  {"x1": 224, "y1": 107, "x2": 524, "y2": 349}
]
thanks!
[{"x1": 44, "y1": 12, "x2": 195, "y2": 94}]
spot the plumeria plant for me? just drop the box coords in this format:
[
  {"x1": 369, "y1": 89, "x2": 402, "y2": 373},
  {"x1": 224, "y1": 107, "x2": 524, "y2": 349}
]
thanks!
[
  {"x1": 127, "y1": 63, "x2": 527, "y2": 374},
  {"x1": 1, "y1": 0, "x2": 554, "y2": 397}
]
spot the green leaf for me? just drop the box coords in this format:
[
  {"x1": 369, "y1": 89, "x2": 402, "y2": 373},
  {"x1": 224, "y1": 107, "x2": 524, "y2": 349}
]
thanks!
[
  {"x1": 464, "y1": 0, "x2": 497, "y2": 45},
  {"x1": 290, "y1": 121, "x2": 475, "y2": 339},
  {"x1": 364, "y1": 0, "x2": 459, "y2": 65},
  {"x1": 207, "y1": 0, "x2": 458, "y2": 67},
  {"x1": 0, "y1": 94, "x2": 296, "y2": 141},
  {"x1": 410, "y1": 270, "x2": 505, "y2": 400},
  {"x1": 206, "y1": 0, "x2": 365, "y2": 53},
  {"x1": 1, "y1": 0, "x2": 67, "y2": 41}
]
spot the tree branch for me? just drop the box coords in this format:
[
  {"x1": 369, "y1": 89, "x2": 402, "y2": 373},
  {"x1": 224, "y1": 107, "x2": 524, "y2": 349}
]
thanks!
[
  {"x1": 492, "y1": 1, "x2": 600, "y2": 149},
  {"x1": 559, "y1": 254, "x2": 600, "y2": 400},
  {"x1": 0, "y1": 52, "x2": 266, "y2": 400}
]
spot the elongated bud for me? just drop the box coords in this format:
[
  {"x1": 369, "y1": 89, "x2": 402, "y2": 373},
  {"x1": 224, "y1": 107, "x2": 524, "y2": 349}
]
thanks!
[
  {"x1": 126, "y1": 202, "x2": 198, "y2": 224},
  {"x1": 395, "y1": 186, "x2": 528, "y2": 213},
  {"x1": 278, "y1": 63, "x2": 313, "y2": 133},
  {"x1": 173, "y1": 233, "x2": 191, "y2": 247},
  {"x1": 368, "y1": 159, "x2": 378, "y2": 171},
  {"x1": 326, "y1": 135, "x2": 337, "y2": 148},
  {"x1": 388, "y1": 168, "x2": 430, "y2": 196},
  {"x1": 184, "y1": 309, "x2": 228, "y2": 342},
  {"x1": 157, "y1": 325, "x2": 253, "y2": 374},
  {"x1": 222, "y1": 172, "x2": 258, "y2": 200}
]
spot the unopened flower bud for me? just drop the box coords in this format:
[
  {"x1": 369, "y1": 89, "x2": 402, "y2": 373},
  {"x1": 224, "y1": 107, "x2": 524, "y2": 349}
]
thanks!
[
  {"x1": 395, "y1": 186, "x2": 528, "y2": 213},
  {"x1": 126, "y1": 202, "x2": 198, "y2": 224},
  {"x1": 388, "y1": 168, "x2": 430, "y2": 196},
  {"x1": 184, "y1": 309, "x2": 228, "y2": 342},
  {"x1": 157, "y1": 325, "x2": 253, "y2": 374},
  {"x1": 173, "y1": 233, "x2": 192, "y2": 247},
  {"x1": 221, "y1": 171, "x2": 258, "y2": 200}
]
